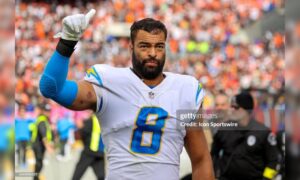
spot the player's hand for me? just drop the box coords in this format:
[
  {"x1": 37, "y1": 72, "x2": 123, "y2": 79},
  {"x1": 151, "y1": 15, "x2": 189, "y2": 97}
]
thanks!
[{"x1": 54, "y1": 9, "x2": 96, "y2": 41}]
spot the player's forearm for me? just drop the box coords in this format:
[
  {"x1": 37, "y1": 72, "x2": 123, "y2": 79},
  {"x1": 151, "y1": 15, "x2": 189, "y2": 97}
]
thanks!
[
  {"x1": 192, "y1": 155, "x2": 215, "y2": 180},
  {"x1": 39, "y1": 39, "x2": 78, "y2": 107}
]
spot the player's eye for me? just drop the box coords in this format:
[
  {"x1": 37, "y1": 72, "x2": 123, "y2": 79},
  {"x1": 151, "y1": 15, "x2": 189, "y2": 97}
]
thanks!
[
  {"x1": 156, "y1": 45, "x2": 165, "y2": 50},
  {"x1": 139, "y1": 45, "x2": 148, "y2": 48}
]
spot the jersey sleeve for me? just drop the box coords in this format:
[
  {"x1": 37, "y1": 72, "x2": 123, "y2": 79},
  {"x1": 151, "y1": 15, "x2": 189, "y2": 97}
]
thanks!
[
  {"x1": 83, "y1": 64, "x2": 108, "y2": 114},
  {"x1": 84, "y1": 64, "x2": 106, "y2": 86},
  {"x1": 193, "y1": 79, "x2": 205, "y2": 110}
]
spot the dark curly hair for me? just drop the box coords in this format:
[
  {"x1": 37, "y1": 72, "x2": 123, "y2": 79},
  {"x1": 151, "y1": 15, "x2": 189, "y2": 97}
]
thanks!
[{"x1": 130, "y1": 18, "x2": 167, "y2": 44}]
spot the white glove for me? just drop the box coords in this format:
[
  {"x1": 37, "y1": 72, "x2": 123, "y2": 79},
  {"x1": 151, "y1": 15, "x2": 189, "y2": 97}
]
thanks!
[{"x1": 54, "y1": 9, "x2": 96, "y2": 41}]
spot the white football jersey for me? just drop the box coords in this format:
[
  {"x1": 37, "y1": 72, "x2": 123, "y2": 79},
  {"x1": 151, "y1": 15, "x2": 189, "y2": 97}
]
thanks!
[{"x1": 84, "y1": 64, "x2": 205, "y2": 180}]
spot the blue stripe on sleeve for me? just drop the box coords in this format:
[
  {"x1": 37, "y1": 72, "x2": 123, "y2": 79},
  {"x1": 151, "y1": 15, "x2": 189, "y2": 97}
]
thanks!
[{"x1": 195, "y1": 83, "x2": 202, "y2": 105}]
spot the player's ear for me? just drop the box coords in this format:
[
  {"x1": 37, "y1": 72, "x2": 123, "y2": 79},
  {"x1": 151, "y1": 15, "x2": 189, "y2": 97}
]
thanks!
[{"x1": 129, "y1": 42, "x2": 133, "y2": 53}]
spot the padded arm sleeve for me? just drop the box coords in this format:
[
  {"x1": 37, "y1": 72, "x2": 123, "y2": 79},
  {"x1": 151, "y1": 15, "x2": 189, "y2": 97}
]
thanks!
[{"x1": 39, "y1": 39, "x2": 78, "y2": 107}]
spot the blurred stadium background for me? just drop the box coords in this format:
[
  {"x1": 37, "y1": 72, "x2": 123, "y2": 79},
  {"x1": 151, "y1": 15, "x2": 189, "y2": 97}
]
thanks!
[{"x1": 7, "y1": 0, "x2": 288, "y2": 179}]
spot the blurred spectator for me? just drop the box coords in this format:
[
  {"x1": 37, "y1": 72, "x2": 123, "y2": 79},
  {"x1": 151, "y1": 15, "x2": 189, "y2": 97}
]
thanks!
[
  {"x1": 211, "y1": 92, "x2": 279, "y2": 180},
  {"x1": 56, "y1": 112, "x2": 75, "y2": 161},
  {"x1": 15, "y1": 105, "x2": 34, "y2": 168},
  {"x1": 0, "y1": 120, "x2": 12, "y2": 179},
  {"x1": 215, "y1": 92, "x2": 230, "y2": 110},
  {"x1": 31, "y1": 103, "x2": 54, "y2": 180},
  {"x1": 72, "y1": 114, "x2": 104, "y2": 180}
]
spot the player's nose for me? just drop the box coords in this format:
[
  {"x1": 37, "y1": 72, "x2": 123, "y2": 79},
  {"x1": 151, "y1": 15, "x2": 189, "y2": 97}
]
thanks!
[{"x1": 148, "y1": 47, "x2": 157, "y2": 58}]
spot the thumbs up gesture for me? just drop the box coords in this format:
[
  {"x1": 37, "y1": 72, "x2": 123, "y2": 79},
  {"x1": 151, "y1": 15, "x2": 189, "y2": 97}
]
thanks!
[{"x1": 54, "y1": 9, "x2": 96, "y2": 41}]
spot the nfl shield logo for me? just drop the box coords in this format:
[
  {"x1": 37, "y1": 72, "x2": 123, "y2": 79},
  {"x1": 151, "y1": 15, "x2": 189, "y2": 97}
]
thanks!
[{"x1": 149, "y1": 92, "x2": 155, "y2": 99}]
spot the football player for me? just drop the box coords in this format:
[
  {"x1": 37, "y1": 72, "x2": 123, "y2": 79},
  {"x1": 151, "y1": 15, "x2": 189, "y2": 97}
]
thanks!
[{"x1": 39, "y1": 9, "x2": 214, "y2": 180}]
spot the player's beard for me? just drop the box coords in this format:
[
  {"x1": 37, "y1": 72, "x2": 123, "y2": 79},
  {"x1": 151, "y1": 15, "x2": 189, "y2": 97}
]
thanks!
[{"x1": 132, "y1": 51, "x2": 165, "y2": 80}]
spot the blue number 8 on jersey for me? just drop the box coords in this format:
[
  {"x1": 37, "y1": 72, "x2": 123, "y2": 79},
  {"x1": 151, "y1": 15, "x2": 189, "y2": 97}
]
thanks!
[{"x1": 130, "y1": 107, "x2": 168, "y2": 155}]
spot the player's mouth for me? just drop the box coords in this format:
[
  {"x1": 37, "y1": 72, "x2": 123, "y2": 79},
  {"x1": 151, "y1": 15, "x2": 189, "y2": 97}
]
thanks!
[{"x1": 144, "y1": 60, "x2": 159, "y2": 67}]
